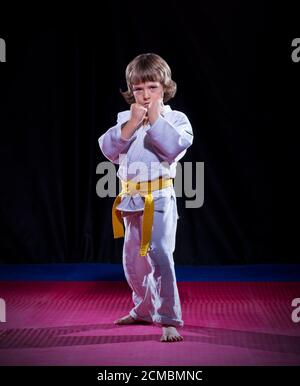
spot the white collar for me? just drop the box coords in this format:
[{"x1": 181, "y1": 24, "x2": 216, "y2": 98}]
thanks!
[{"x1": 161, "y1": 104, "x2": 172, "y2": 116}]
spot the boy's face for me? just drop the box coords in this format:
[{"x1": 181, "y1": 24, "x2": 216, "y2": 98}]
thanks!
[{"x1": 132, "y1": 81, "x2": 164, "y2": 107}]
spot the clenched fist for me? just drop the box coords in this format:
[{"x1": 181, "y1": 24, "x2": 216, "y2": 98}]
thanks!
[
  {"x1": 130, "y1": 103, "x2": 148, "y2": 126},
  {"x1": 120, "y1": 103, "x2": 147, "y2": 140},
  {"x1": 147, "y1": 98, "x2": 164, "y2": 125}
]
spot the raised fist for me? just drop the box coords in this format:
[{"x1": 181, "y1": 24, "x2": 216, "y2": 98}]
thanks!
[{"x1": 130, "y1": 103, "x2": 147, "y2": 125}]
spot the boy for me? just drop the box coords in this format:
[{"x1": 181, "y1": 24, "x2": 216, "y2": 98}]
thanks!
[{"x1": 98, "y1": 53, "x2": 193, "y2": 342}]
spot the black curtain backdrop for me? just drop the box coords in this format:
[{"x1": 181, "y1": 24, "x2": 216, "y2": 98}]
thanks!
[{"x1": 0, "y1": 1, "x2": 298, "y2": 264}]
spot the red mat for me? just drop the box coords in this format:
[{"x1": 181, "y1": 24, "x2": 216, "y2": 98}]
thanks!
[{"x1": 0, "y1": 281, "x2": 300, "y2": 365}]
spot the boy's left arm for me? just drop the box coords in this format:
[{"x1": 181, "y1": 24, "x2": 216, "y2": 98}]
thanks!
[{"x1": 146, "y1": 112, "x2": 193, "y2": 163}]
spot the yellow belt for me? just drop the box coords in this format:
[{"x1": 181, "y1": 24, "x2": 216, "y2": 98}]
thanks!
[{"x1": 112, "y1": 177, "x2": 173, "y2": 256}]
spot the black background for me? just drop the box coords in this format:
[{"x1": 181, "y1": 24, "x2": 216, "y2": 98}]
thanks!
[{"x1": 0, "y1": 1, "x2": 299, "y2": 265}]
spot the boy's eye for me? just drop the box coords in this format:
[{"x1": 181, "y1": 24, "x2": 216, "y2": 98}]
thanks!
[{"x1": 132, "y1": 85, "x2": 159, "y2": 92}]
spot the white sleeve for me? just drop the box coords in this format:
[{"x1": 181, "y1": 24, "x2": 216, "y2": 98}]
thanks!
[
  {"x1": 146, "y1": 112, "x2": 193, "y2": 163},
  {"x1": 98, "y1": 111, "x2": 137, "y2": 164}
]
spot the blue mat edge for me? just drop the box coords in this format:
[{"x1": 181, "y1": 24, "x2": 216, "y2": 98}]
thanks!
[{"x1": 0, "y1": 263, "x2": 300, "y2": 282}]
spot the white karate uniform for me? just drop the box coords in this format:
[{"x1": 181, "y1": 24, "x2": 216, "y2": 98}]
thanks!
[{"x1": 98, "y1": 105, "x2": 193, "y2": 326}]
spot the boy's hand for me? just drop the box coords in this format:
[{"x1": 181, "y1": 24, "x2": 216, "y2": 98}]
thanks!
[
  {"x1": 147, "y1": 98, "x2": 164, "y2": 125},
  {"x1": 130, "y1": 103, "x2": 147, "y2": 126},
  {"x1": 120, "y1": 103, "x2": 147, "y2": 140}
]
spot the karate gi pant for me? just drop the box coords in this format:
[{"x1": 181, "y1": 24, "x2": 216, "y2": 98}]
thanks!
[{"x1": 120, "y1": 195, "x2": 184, "y2": 327}]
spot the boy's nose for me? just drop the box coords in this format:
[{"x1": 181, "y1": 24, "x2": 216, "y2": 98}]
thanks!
[{"x1": 143, "y1": 89, "x2": 150, "y2": 98}]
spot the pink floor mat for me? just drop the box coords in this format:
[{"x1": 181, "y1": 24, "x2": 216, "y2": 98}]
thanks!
[{"x1": 0, "y1": 281, "x2": 300, "y2": 366}]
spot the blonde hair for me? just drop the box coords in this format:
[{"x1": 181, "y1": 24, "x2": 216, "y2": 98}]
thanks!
[{"x1": 120, "y1": 53, "x2": 177, "y2": 105}]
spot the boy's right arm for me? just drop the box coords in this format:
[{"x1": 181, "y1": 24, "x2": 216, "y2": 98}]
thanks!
[
  {"x1": 98, "y1": 111, "x2": 138, "y2": 164},
  {"x1": 98, "y1": 104, "x2": 147, "y2": 164}
]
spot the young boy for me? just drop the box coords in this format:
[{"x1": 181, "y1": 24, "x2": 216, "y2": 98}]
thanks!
[{"x1": 98, "y1": 53, "x2": 193, "y2": 342}]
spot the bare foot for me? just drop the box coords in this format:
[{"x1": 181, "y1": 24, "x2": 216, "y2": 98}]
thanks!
[
  {"x1": 160, "y1": 326, "x2": 183, "y2": 342},
  {"x1": 114, "y1": 315, "x2": 150, "y2": 325}
]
